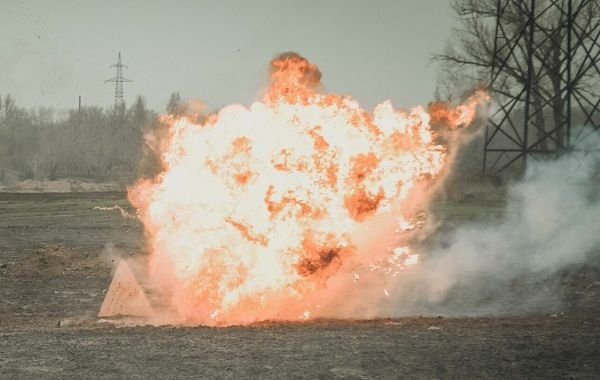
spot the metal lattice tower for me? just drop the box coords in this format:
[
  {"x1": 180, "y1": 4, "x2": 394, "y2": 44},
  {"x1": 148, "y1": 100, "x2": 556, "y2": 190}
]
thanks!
[
  {"x1": 484, "y1": 0, "x2": 600, "y2": 174},
  {"x1": 105, "y1": 52, "x2": 133, "y2": 110}
]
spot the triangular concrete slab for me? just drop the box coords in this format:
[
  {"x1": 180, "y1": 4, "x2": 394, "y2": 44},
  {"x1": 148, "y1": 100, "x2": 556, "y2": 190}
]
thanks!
[{"x1": 98, "y1": 259, "x2": 154, "y2": 318}]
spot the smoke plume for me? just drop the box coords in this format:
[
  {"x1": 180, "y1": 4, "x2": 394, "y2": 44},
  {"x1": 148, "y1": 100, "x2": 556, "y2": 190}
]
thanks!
[{"x1": 384, "y1": 134, "x2": 600, "y2": 316}]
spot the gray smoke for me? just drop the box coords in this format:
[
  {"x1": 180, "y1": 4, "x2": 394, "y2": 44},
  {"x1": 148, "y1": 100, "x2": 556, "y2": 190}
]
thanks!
[{"x1": 386, "y1": 131, "x2": 600, "y2": 316}]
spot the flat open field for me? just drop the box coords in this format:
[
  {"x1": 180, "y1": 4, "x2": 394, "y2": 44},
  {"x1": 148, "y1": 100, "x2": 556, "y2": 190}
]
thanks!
[{"x1": 1, "y1": 192, "x2": 599, "y2": 378}]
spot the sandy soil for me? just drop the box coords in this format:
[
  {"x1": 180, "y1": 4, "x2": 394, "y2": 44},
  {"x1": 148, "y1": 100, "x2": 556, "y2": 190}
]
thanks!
[{"x1": 1, "y1": 192, "x2": 599, "y2": 378}]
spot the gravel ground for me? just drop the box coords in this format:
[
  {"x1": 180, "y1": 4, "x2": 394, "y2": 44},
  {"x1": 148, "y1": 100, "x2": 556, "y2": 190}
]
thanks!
[{"x1": 1, "y1": 192, "x2": 599, "y2": 378}]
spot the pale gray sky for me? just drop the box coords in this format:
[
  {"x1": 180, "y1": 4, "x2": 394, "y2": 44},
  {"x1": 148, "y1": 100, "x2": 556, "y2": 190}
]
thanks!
[{"x1": 0, "y1": 0, "x2": 455, "y2": 112}]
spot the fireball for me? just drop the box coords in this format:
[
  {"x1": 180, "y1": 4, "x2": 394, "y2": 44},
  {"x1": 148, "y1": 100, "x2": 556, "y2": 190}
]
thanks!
[{"x1": 128, "y1": 52, "x2": 487, "y2": 325}]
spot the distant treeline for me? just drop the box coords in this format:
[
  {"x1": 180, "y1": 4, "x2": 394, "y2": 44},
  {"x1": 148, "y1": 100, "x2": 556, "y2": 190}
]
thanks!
[
  {"x1": 4, "y1": 91, "x2": 590, "y2": 189},
  {"x1": 0, "y1": 91, "x2": 509, "y2": 188},
  {"x1": 0, "y1": 94, "x2": 188, "y2": 184}
]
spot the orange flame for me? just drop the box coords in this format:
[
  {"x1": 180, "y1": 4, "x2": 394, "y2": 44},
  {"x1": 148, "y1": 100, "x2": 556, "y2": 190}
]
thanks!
[{"x1": 129, "y1": 53, "x2": 487, "y2": 325}]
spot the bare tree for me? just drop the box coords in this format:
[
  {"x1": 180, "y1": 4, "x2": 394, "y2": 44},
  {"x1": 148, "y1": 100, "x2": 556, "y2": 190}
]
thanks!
[
  {"x1": 435, "y1": 0, "x2": 600, "y2": 150},
  {"x1": 166, "y1": 92, "x2": 185, "y2": 116},
  {"x1": 0, "y1": 90, "x2": 163, "y2": 185}
]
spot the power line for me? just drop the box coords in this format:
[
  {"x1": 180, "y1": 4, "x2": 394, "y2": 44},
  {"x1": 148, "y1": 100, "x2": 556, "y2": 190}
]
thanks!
[
  {"x1": 105, "y1": 52, "x2": 133, "y2": 110},
  {"x1": 484, "y1": 0, "x2": 600, "y2": 174}
]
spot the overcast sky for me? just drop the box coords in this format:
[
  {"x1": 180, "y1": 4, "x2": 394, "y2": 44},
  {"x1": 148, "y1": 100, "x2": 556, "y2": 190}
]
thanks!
[{"x1": 0, "y1": 0, "x2": 455, "y2": 112}]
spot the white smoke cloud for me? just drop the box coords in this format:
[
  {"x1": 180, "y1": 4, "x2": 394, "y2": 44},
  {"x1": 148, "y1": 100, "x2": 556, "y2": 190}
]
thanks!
[{"x1": 386, "y1": 131, "x2": 600, "y2": 315}]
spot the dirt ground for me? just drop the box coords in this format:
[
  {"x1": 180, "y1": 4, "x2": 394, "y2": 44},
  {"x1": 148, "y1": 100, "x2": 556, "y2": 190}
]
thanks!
[{"x1": 1, "y1": 192, "x2": 599, "y2": 378}]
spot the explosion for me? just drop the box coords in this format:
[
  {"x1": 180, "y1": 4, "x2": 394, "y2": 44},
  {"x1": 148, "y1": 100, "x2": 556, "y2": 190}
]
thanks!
[{"x1": 128, "y1": 52, "x2": 488, "y2": 325}]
